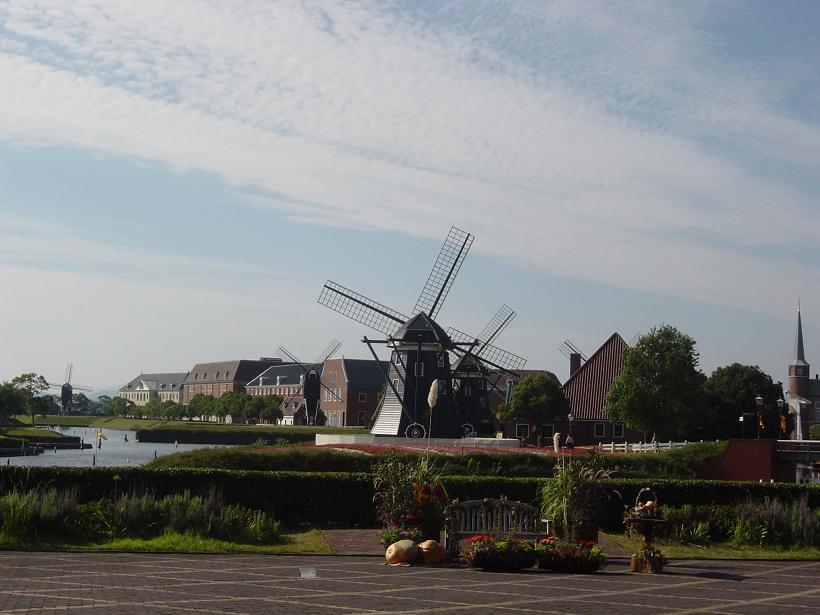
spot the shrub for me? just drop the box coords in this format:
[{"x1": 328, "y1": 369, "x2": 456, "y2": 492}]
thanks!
[{"x1": 0, "y1": 488, "x2": 80, "y2": 539}]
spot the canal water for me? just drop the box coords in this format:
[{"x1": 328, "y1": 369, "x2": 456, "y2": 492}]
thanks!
[{"x1": 5, "y1": 426, "x2": 229, "y2": 467}]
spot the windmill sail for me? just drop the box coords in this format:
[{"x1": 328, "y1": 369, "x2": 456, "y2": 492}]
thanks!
[
  {"x1": 318, "y1": 281, "x2": 407, "y2": 336},
  {"x1": 447, "y1": 327, "x2": 527, "y2": 371},
  {"x1": 412, "y1": 226, "x2": 474, "y2": 319}
]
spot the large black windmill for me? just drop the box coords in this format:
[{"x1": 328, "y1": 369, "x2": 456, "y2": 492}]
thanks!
[
  {"x1": 277, "y1": 339, "x2": 343, "y2": 426},
  {"x1": 47, "y1": 363, "x2": 92, "y2": 415},
  {"x1": 447, "y1": 305, "x2": 526, "y2": 437},
  {"x1": 318, "y1": 226, "x2": 525, "y2": 439}
]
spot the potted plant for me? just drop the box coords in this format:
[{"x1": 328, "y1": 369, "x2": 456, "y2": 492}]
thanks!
[
  {"x1": 535, "y1": 536, "x2": 607, "y2": 573},
  {"x1": 462, "y1": 535, "x2": 537, "y2": 572}
]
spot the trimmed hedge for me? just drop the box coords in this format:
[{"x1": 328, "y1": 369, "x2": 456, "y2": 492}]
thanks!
[
  {"x1": 136, "y1": 428, "x2": 317, "y2": 445},
  {"x1": 2, "y1": 467, "x2": 817, "y2": 531}
]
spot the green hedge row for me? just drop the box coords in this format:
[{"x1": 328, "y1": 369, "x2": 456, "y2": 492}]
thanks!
[
  {"x1": 136, "y1": 428, "x2": 317, "y2": 445},
  {"x1": 2, "y1": 467, "x2": 817, "y2": 530}
]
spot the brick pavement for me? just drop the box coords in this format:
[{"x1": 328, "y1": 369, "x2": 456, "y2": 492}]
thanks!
[{"x1": 0, "y1": 552, "x2": 817, "y2": 614}]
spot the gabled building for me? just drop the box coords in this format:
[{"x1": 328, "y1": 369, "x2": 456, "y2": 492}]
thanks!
[
  {"x1": 562, "y1": 333, "x2": 642, "y2": 445},
  {"x1": 319, "y1": 357, "x2": 389, "y2": 427},
  {"x1": 786, "y1": 306, "x2": 820, "y2": 439},
  {"x1": 246, "y1": 362, "x2": 320, "y2": 425},
  {"x1": 182, "y1": 359, "x2": 285, "y2": 404},
  {"x1": 119, "y1": 373, "x2": 187, "y2": 406}
]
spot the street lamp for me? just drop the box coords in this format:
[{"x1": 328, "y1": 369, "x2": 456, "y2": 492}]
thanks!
[{"x1": 755, "y1": 395, "x2": 763, "y2": 439}]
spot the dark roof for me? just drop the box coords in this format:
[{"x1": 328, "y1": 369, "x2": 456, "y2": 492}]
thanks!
[
  {"x1": 247, "y1": 363, "x2": 320, "y2": 387},
  {"x1": 393, "y1": 313, "x2": 451, "y2": 345},
  {"x1": 120, "y1": 372, "x2": 188, "y2": 392},
  {"x1": 809, "y1": 378, "x2": 820, "y2": 397},
  {"x1": 183, "y1": 360, "x2": 288, "y2": 385},
  {"x1": 562, "y1": 333, "x2": 629, "y2": 422},
  {"x1": 342, "y1": 358, "x2": 389, "y2": 390}
]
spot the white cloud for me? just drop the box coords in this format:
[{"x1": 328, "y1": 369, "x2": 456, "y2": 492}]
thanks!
[{"x1": 0, "y1": 0, "x2": 818, "y2": 319}]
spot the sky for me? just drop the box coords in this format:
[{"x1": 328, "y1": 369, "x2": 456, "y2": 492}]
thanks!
[{"x1": 1, "y1": 0, "x2": 819, "y2": 393}]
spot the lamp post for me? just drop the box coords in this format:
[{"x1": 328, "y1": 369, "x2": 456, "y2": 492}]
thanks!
[{"x1": 755, "y1": 395, "x2": 763, "y2": 439}]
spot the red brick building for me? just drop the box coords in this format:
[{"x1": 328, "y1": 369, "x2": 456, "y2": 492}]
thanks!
[
  {"x1": 319, "y1": 357, "x2": 388, "y2": 427},
  {"x1": 182, "y1": 359, "x2": 284, "y2": 404}
]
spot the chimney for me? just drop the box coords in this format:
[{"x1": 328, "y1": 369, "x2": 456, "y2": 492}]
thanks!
[{"x1": 570, "y1": 353, "x2": 581, "y2": 376}]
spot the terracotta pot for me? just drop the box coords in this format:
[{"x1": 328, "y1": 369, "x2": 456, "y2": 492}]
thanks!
[{"x1": 629, "y1": 555, "x2": 640, "y2": 572}]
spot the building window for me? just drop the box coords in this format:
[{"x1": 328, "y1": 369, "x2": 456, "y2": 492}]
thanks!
[
  {"x1": 328, "y1": 372, "x2": 337, "y2": 382},
  {"x1": 594, "y1": 422, "x2": 606, "y2": 438},
  {"x1": 541, "y1": 424, "x2": 554, "y2": 439},
  {"x1": 613, "y1": 423, "x2": 625, "y2": 438},
  {"x1": 394, "y1": 352, "x2": 401, "y2": 365},
  {"x1": 515, "y1": 423, "x2": 529, "y2": 439},
  {"x1": 437, "y1": 353, "x2": 445, "y2": 367},
  {"x1": 358, "y1": 411, "x2": 367, "y2": 425},
  {"x1": 359, "y1": 392, "x2": 367, "y2": 402}
]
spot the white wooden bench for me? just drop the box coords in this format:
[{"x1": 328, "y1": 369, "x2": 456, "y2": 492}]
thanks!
[{"x1": 442, "y1": 498, "x2": 549, "y2": 558}]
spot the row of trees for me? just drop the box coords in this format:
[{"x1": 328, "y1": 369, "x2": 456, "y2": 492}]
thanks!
[
  {"x1": 110, "y1": 391, "x2": 285, "y2": 424},
  {"x1": 498, "y1": 325, "x2": 785, "y2": 441}
]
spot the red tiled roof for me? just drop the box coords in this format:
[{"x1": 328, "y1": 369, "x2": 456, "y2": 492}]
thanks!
[{"x1": 562, "y1": 333, "x2": 629, "y2": 422}]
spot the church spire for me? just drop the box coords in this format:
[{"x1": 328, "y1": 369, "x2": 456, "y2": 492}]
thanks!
[{"x1": 794, "y1": 305, "x2": 806, "y2": 364}]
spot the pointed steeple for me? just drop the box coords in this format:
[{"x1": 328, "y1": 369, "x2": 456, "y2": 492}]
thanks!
[{"x1": 793, "y1": 305, "x2": 808, "y2": 366}]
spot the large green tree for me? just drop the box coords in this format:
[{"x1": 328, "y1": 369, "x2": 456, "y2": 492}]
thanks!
[
  {"x1": 0, "y1": 383, "x2": 25, "y2": 418},
  {"x1": 497, "y1": 373, "x2": 570, "y2": 443},
  {"x1": 705, "y1": 363, "x2": 784, "y2": 438},
  {"x1": 605, "y1": 325, "x2": 707, "y2": 439},
  {"x1": 110, "y1": 396, "x2": 135, "y2": 417},
  {"x1": 11, "y1": 373, "x2": 50, "y2": 425}
]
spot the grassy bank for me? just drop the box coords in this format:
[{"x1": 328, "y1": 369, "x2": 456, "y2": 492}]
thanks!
[
  {"x1": 603, "y1": 532, "x2": 820, "y2": 560},
  {"x1": 0, "y1": 529, "x2": 331, "y2": 554},
  {"x1": 136, "y1": 424, "x2": 369, "y2": 445}
]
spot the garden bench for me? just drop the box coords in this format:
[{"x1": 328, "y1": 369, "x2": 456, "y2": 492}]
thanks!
[{"x1": 443, "y1": 498, "x2": 550, "y2": 558}]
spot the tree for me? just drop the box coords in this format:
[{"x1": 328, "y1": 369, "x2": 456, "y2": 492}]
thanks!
[
  {"x1": 11, "y1": 373, "x2": 50, "y2": 424},
  {"x1": 259, "y1": 396, "x2": 284, "y2": 424},
  {"x1": 187, "y1": 394, "x2": 215, "y2": 419},
  {"x1": 214, "y1": 391, "x2": 246, "y2": 422},
  {"x1": 0, "y1": 383, "x2": 25, "y2": 418},
  {"x1": 705, "y1": 363, "x2": 784, "y2": 439},
  {"x1": 497, "y1": 373, "x2": 570, "y2": 443},
  {"x1": 605, "y1": 324, "x2": 707, "y2": 439},
  {"x1": 110, "y1": 396, "x2": 135, "y2": 417},
  {"x1": 71, "y1": 392, "x2": 92, "y2": 415},
  {"x1": 94, "y1": 395, "x2": 113, "y2": 415}
]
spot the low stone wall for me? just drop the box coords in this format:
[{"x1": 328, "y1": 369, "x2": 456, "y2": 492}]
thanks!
[{"x1": 315, "y1": 433, "x2": 522, "y2": 448}]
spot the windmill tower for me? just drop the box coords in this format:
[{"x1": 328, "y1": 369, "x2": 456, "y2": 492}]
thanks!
[
  {"x1": 318, "y1": 226, "x2": 526, "y2": 439},
  {"x1": 447, "y1": 305, "x2": 526, "y2": 436},
  {"x1": 277, "y1": 339, "x2": 343, "y2": 426},
  {"x1": 47, "y1": 363, "x2": 92, "y2": 415}
]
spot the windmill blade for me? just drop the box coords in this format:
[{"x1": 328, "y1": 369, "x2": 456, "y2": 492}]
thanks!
[
  {"x1": 558, "y1": 339, "x2": 588, "y2": 362},
  {"x1": 314, "y1": 338, "x2": 342, "y2": 364},
  {"x1": 412, "y1": 226, "x2": 474, "y2": 319},
  {"x1": 448, "y1": 327, "x2": 526, "y2": 372},
  {"x1": 71, "y1": 386, "x2": 93, "y2": 392},
  {"x1": 318, "y1": 281, "x2": 407, "y2": 336},
  {"x1": 65, "y1": 363, "x2": 73, "y2": 384},
  {"x1": 277, "y1": 345, "x2": 343, "y2": 402},
  {"x1": 476, "y1": 305, "x2": 516, "y2": 350},
  {"x1": 278, "y1": 345, "x2": 303, "y2": 366}
]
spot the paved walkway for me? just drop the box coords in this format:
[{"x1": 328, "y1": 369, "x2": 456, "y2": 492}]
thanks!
[{"x1": 0, "y1": 551, "x2": 817, "y2": 614}]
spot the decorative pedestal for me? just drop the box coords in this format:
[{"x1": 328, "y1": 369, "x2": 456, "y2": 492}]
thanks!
[{"x1": 625, "y1": 517, "x2": 668, "y2": 575}]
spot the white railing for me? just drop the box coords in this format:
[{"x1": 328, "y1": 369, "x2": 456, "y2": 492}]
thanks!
[{"x1": 596, "y1": 440, "x2": 698, "y2": 454}]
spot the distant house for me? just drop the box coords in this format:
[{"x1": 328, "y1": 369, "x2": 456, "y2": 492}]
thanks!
[
  {"x1": 181, "y1": 359, "x2": 286, "y2": 404},
  {"x1": 119, "y1": 373, "x2": 187, "y2": 407},
  {"x1": 246, "y1": 362, "x2": 319, "y2": 425},
  {"x1": 562, "y1": 333, "x2": 642, "y2": 446},
  {"x1": 319, "y1": 357, "x2": 389, "y2": 427}
]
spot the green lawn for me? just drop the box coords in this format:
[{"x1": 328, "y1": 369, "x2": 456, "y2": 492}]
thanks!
[
  {"x1": 0, "y1": 530, "x2": 331, "y2": 554},
  {"x1": 2, "y1": 427, "x2": 77, "y2": 442},
  {"x1": 603, "y1": 532, "x2": 820, "y2": 560}
]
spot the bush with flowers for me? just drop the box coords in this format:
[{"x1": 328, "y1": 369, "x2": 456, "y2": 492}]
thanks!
[
  {"x1": 462, "y1": 535, "x2": 537, "y2": 571},
  {"x1": 535, "y1": 536, "x2": 607, "y2": 573},
  {"x1": 373, "y1": 453, "x2": 448, "y2": 541}
]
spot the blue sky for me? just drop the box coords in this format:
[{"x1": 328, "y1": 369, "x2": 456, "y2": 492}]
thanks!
[{"x1": 1, "y1": 0, "x2": 819, "y2": 391}]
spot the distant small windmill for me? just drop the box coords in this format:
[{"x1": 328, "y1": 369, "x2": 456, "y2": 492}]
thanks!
[
  {"x1": 277, "y1": 339, "x2": 343, "y2": 426},
  {"x1": 47, "y1": 363, "x2": 92, "y2": 415}
]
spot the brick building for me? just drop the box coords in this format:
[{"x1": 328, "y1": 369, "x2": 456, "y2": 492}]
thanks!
[
  {"x1": 318, "y1": 358, "x2": 388, "y2": 427},
  {"x1": 245, "y1": 362, "x2": 318, "y2": 425},
  {"x1": 181, "y1": 359, "x2": 284, "y2": 404}
]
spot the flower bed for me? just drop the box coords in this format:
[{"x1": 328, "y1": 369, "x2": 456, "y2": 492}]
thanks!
[
  {"x1": 535, "y1": 536, "x2": 607, "y2": 573},
  {"x1": 463, "y1": 535, "x2": 537, "y2": 571}
]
